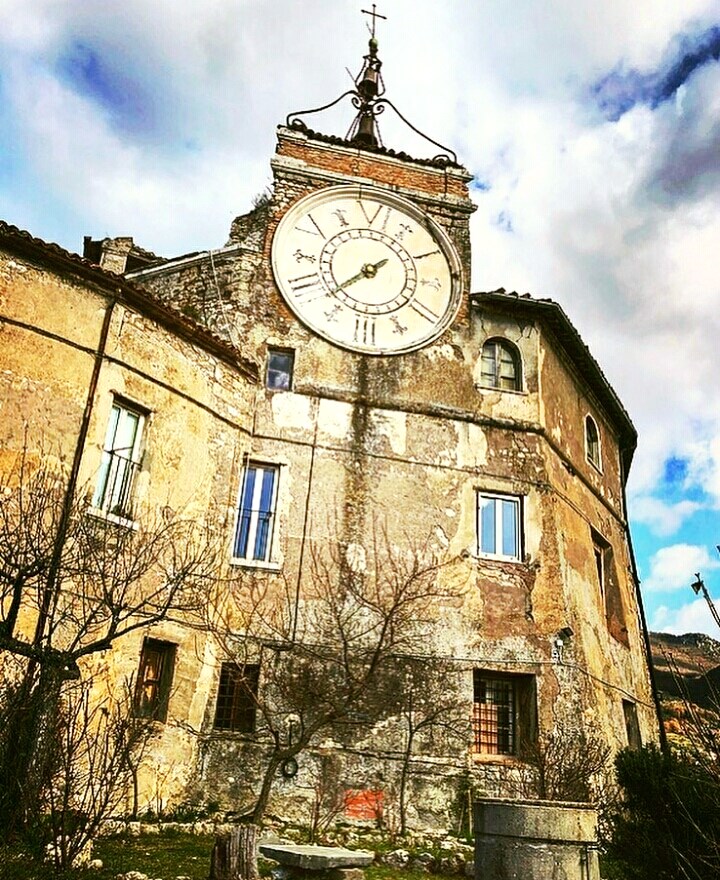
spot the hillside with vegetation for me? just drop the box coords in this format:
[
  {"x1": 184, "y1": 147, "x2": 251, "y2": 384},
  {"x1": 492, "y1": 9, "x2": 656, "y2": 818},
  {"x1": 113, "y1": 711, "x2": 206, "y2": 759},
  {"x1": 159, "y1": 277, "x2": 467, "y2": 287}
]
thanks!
[{"x1": 649, "y1": 631, "x2": 720, "y2": 740}]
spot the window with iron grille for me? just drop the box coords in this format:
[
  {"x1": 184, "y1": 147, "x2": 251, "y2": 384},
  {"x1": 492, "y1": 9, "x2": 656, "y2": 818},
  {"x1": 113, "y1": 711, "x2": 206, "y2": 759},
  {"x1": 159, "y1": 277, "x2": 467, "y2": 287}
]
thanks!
[
  {"x1": 480, "y1": 339, "x2": 521, "y2": 391},
  {"x1": 213, "y1": 663, "x2": 260, "y2": 732},
  {"x1": 233, "y1": 463, "x2": 279, "y2": 563},
  {"x1": 93, "y1": 399, "x2": 145, "y2": 519},
  {"x1": 134, "y1": 638, "x2": 176, "y2": 722},
  {"x1": 266, "y1": 349, "x2": 294, "y2": 391},
  {"x1": 472, "y1": 671, "x2": 536, "y2": 756}
]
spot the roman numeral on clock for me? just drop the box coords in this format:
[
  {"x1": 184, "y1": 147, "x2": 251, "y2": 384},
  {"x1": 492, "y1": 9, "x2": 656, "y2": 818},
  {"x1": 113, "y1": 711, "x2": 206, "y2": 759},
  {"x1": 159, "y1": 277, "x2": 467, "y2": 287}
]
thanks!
[
  {"x1": 354, "y1": 316, "x2": 376, "y2": 345},
  {"x1": 410, "y1": 300, "x2": 440, "y2": 322},
  {"x1": 288, "y1": 272, "x2": 325, "y2": 301},
  {"x1": 294, "y1": 213, "x2": 325, "y2": 238},
  {"x1": 357, "y1": 201, "x2": 391, "y2": 231}
]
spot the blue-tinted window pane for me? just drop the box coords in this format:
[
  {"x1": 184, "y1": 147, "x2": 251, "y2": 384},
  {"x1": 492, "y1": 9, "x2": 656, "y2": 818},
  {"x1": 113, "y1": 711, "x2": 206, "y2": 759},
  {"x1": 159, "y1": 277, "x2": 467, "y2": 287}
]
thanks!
[
  {"x1": 480, "y1": 497, "x2": 496, "y2": 554},
  {"x1": 234, "y1": 467, "x2": 257, "y2": 557},
  {"x1": 253, "y1": 468, "x2": 276, "y2": 560},
  {"x1": 501, "y1": 499, "x2": 518, "y2": 557}
]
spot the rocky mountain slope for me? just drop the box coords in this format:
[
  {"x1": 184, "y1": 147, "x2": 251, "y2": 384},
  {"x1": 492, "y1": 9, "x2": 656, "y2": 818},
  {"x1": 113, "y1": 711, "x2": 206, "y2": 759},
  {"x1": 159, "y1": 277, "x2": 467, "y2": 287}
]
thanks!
[{"x1": 650, "y1": 631, "x2": 720, "y2": 709}]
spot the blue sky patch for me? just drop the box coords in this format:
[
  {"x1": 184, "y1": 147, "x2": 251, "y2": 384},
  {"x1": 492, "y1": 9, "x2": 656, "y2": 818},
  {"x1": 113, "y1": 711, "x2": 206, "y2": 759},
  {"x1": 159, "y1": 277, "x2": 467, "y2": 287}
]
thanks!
[
  {"x1": 56, "y1": 41, "x2": 153, "y2": 136},
  {"x1": 591, "y1": 24, "x2": 720, "y2": 121},
  {"x1": 663, "y1": 455, "x2": 688, "y2": 486}
]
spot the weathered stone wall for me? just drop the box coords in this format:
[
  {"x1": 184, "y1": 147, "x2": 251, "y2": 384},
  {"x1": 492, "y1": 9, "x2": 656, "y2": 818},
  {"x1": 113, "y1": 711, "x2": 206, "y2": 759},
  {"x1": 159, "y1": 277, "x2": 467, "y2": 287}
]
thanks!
[
  {"x1": 0, "y1": 124, "x2": 659, "y2": 829},
  {"x1": 0, "y1": 252, "x2": 104, "y2": 466},
  {"x1": 117, "y1": 129, "x2": 658, "y2": 826},
  {"x1": 0, "y1": 239, "x2": 259, "y2": 814}
]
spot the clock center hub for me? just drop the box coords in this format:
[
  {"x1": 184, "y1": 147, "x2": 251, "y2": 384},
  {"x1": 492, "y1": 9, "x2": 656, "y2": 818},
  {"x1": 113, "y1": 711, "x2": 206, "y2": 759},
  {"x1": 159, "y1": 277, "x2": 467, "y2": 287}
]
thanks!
[{"x1": 319, "y1": 229, "x2": 417, "y2": 314}]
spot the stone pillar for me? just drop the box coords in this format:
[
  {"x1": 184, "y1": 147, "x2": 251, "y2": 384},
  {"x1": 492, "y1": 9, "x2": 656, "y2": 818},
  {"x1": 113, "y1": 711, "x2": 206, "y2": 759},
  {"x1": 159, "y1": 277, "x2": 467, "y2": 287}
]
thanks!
[{"x1": 474, "y1": 798, "x2": 600, "y2": 880}]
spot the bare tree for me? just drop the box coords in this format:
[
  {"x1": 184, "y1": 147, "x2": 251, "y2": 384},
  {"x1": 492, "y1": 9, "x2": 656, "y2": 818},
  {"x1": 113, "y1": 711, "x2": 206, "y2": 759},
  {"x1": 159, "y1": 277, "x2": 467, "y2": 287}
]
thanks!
[
  {"x1": 0, "y1": 450, "x2": 222, "y2": 839},
  {"x1": 519, "y1": 729, "x2": 612, "y2": 803},
  {"x1": 205, "y1": 526, "x2": 460, "y2": 825},
  {"x1": 42, "y1": 680, "x2": 153, "y2": 870},
  {"x1": 307, "y1": 753, "x2": 346, "y2": 844}
]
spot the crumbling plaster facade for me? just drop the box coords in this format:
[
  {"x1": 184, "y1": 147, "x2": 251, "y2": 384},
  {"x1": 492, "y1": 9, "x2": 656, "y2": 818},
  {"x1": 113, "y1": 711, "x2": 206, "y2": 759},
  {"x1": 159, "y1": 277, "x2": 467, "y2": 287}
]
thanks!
[
  {"x1": 0, "y1": 121, "x2": 660, "y2": 830},
  {"x1": 111, "y1": 128, "x2": 659, "y2": 824},
  {"x1": 0, "y1": 226, "x2": 260, "y2": 807}
]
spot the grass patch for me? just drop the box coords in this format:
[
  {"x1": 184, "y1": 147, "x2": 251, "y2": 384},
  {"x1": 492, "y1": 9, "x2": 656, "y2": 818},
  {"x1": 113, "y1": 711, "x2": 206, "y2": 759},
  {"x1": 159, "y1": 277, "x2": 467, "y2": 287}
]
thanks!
[
  {"x1": 0, "y1": 832, "x2": 215, "y2": 880},
  {"x1": 96, "y1": 831, "x2": 215, "y2": 879},
  {"x1": 1, "y1": 831, "x2": 459, "y2": 880}
]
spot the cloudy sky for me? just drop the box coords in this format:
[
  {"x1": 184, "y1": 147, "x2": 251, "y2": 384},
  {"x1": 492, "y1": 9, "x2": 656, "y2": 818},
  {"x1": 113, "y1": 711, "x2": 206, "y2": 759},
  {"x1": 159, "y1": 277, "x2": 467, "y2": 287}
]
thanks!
[{"x1": 2, "y1": 0, "x2": 719, "y2": 635}]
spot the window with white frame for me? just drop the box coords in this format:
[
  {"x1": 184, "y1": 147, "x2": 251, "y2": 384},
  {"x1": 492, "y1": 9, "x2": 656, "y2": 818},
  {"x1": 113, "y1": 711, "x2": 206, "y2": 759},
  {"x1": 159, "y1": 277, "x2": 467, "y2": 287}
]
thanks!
[
  {"x1": 233, "y1": 462, "x2": 279, "y2": 563},
  {"x1": 480, "y1": 339, "x2": 522, "y2": 391},
  {"x1": 477, "y1": 492, "x2": 522, "y2": 560},
  {"x1": 92, "y1": 399, "x2": 145, "y2": 519}
]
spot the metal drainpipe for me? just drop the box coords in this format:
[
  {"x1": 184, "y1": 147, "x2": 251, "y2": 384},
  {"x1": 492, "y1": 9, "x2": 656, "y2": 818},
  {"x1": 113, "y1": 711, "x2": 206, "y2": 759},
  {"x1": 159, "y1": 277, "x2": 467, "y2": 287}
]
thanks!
[
  {"x1": 30, "y1": 296, "x2": 117, "y2": 658},
  {"x1": 621, "y1": 450, "x2": 667, "y2": 750}
]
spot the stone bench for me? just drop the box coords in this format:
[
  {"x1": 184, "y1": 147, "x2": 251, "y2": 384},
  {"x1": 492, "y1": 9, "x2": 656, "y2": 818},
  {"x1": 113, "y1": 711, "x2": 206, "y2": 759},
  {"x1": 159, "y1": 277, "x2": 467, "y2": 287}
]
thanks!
[{"x1": 259, "y1": 844, "x2": 374, "y2": 880}]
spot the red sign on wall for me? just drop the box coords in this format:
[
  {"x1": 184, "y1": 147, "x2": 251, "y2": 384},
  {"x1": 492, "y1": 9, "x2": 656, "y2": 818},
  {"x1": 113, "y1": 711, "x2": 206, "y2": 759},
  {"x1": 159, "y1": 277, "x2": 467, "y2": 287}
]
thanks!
[{"x1": 343, "y1": 788, "x2": 384, "y2": 821}]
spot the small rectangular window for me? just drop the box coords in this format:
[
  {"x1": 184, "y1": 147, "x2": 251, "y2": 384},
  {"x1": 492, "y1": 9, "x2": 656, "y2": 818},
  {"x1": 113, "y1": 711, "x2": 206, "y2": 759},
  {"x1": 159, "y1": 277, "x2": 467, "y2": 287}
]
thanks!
[
  {"x1": 134, "y1": 638, "x2": 176, "y2": 722},
  {"x1": 472, "y1": 671, "x2": 536, "y2": 756},
  {"x1": 233, "y1": 462, "x2": 279, "y2": 563},
  {"x1": 623, "y1": 699, "x2": 642, "y2": 750},
  {"x1": 266, "y1": 349, "x2": 294, "y2": 391},
  {"x1": 213, "y1": 663, "x2": 260, "y2": 732},
  {"x1": 593, "y1": 538, "x2": 606, "y2": 601},
  {"x1": 93, "y1": 399, "x2": 145, "y2": 519},
  {"x1": 591, "y1": 529, "x2": 611, "y2": 603},
  {"x1": 477, "y1": 492, "x2": 522, "y2": 560}
]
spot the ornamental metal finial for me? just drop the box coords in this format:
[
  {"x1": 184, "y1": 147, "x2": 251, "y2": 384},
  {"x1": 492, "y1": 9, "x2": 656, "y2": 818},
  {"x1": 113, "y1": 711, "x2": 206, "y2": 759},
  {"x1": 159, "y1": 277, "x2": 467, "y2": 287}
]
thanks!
[
  {"x1": 285, "y1": 4, "x2": 458, "y2": 165},
  {"x1": 351, "y1": 5, "x2": 388, "y2": 147},
  {"x1": 361, "y1": 3, "x2": 387, "y2": 39}
]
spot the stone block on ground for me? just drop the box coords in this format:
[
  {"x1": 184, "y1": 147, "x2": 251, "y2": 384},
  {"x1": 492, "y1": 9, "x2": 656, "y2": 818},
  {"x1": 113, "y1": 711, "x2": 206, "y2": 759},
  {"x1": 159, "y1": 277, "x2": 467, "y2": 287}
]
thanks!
[{"x1": 259, "y1": 845, "x2": 374, "y2": 871}]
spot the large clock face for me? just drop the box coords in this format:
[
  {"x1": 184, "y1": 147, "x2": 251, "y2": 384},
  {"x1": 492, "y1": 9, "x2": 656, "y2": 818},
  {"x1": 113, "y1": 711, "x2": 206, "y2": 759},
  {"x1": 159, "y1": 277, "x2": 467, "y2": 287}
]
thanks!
[{"x1": 271, "y1": 185, "x2": 462, "y2": 355}]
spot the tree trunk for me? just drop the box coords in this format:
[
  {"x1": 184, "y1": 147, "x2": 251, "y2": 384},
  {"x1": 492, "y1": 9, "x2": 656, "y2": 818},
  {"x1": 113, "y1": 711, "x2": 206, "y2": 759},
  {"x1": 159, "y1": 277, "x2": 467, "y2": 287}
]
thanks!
[
  {"x1": 249, "y1": 753, "x2": 284, "y2": 824},
  {"x1": 209, "y1": 824, "x2": 259, "y2": 880},
  {"x1": 0, "y1": 663, "x2": 64, "y2": 837}
]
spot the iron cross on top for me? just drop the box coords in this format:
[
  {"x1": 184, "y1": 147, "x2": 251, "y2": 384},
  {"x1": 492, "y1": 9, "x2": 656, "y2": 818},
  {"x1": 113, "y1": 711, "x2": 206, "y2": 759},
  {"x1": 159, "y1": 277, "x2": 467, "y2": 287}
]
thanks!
[{"x1": 361, "y1": 3, "x2": 387, "y2": 37}]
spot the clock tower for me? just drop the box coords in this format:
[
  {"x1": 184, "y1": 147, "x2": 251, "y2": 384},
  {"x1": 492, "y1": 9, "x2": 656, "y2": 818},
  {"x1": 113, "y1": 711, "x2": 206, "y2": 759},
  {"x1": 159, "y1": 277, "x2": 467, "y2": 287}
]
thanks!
[
  {"x1": 113, "y1": 10, "x2": 660, "y2": 828},
  {"x1": 219, "y1": 26, "x2": 476, "y2": 358}
]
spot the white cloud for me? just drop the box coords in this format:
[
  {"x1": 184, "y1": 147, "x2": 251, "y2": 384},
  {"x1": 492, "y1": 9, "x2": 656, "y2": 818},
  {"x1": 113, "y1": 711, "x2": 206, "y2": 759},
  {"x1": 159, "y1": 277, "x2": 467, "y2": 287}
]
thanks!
[
  {"x1": 652, "y1": 597, "x2": 720, "y2": 637},
  {"x1": 685, "y1": 434, "x2": 720, "y2": 509},
  {"x1": 642, "y1": 543, "x2": 720, "y2": 593},
  {"x1": 629, "y1": 497, "x2": 702, "y2": 537}
]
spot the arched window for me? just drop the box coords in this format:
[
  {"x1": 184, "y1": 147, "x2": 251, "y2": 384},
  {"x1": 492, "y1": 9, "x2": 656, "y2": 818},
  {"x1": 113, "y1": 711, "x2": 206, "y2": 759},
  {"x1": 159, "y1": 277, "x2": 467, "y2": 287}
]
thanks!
[
  {"x1": 585, "y1": 415, "x2": 601, "y2": 469},
  {"x1": 480, "y1": 339, "x2": 521, "y2": 391}
]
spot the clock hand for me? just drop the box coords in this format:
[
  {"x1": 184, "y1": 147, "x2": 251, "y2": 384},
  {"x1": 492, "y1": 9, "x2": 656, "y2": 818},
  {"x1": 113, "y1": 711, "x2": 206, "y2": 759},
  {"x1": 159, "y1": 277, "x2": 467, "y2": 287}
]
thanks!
[
  {"x1": 331, "y1": 258, "x2": 390, "y2": 295},
  {"x1": 331, "y1": 267, "x2": 367, "y2": 293}
]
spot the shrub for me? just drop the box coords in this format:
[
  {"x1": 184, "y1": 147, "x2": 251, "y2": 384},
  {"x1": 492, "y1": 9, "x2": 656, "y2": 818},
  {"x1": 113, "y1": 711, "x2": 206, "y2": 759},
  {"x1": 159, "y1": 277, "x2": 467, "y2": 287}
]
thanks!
[{"x1": 604, "y1": 745, "x2": 720, "y2": 880}]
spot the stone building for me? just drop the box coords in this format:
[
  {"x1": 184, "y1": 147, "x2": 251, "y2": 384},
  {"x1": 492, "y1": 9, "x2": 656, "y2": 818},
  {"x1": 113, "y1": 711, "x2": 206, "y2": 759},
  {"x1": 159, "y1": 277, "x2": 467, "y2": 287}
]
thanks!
[{"x1": 0, "y1": 32, "x2": 660, "y2": 830}]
